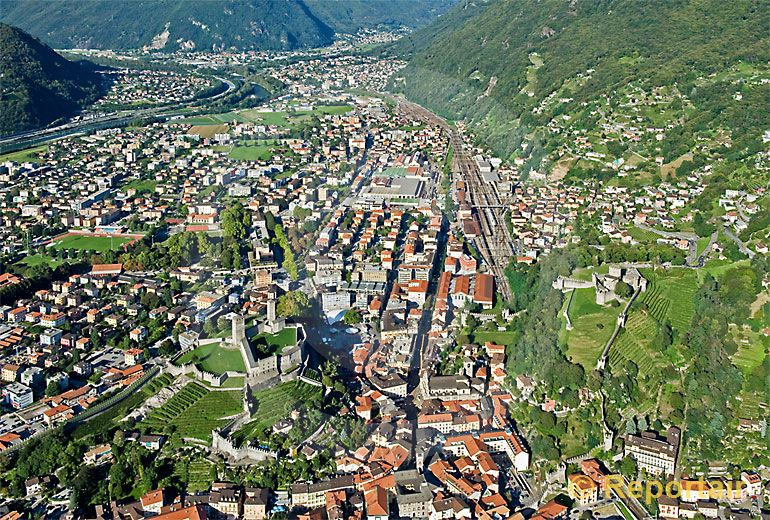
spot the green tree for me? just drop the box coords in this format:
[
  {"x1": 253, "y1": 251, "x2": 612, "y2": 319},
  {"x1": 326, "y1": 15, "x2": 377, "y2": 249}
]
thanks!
[
  {"x1": 276, "y1": 291, "x2": 310, "y2": 318},
  {"x1": 343, "y1": 309, "x2": 362, "y2": 325}
]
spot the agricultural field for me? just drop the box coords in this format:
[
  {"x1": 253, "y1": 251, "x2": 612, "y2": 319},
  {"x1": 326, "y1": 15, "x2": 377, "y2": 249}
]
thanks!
[
  {"x1": 562, "y1": 288, "x2": 622, "y2": 370},
  {"x1": 142, "y1": 382, "x2": 243, "y2": 443},
  {"x1": 187, "y1": 124, "x2": 228, "y2": 138},
  {"x1": 49, "y1": 234, "x2": 133, "y2": 252},
  {"x1": 232, "y1": 381, "x2": 321, "y2": 441},
  {"x1": 175, "y1": 342, "x2": 246, "y2": 375},
  {"x1": 71, "y1": 373, "x2": 175, "y2": 440},
  {"x1": 639, "y1": 268, "x2": 697, "y2": 331}
]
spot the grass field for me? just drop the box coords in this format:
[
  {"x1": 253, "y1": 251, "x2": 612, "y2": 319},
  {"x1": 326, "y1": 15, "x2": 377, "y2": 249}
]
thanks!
[
  {"x1": 563, "y1": 288, "x2": 622, "y2": 369},
  {"x1": 696, "y1": 236, "x2": 711, "y2": 256},
  {"x1": 232, "y1": 381, "x2": 321, "y2": 441},
  {"x1": 228, "y1": 143, "x2": 274, "y2": 161},
  {"x1": 179, "y1": 112, "x2": 249, "y2": 125},
  {"x1": 639, "y1": 268, "x2": 697, "y2": 331},
  {"x1": 699, "y1": 259, "x2": 750, "y2": 281},
  {"x1": 176, "y1": 342, "x2": 246, "y2": 375},
  {"x1": 142, "y1": 382, "x2": 243, "y2": 443},
  {"x1": 50, "y1": 234, "x2": 133, "y2": 252},
  {"x1": 0, "y1": 145, "x2": 47, "y2": 163},
  {"x1": 629, "y1": 226, "x2": 662, "y2": 243}
]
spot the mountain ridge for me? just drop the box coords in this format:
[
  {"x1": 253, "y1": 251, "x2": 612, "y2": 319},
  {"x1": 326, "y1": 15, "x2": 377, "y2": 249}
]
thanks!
[{"x1": 0, "y1": 0, "x2": 457, "y2": 52}]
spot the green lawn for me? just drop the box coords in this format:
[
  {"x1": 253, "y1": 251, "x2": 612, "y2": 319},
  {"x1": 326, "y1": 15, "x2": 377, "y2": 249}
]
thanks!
[
  {"x1": 16, "y1": 254, "x2": 65, "y2": 268},
  {"x1": 699, "y1": 259, "x2": 750, "y2": 281},
  {"x1": 629, "y1": 226, "x2": 662, "y2": 243},
  {"x1": 176, "y1": 342, "x2": 246, "y2": 375},
  {"x1": 563, "y1": 288, "x2": 622, "y2": 369},
  {"x1": 474, "y1": 331, "x2": 519, "y2": 346},
  {"x1": 249, "y1": 326, "x2": 297, "y2": 354},
  {"x1": 50, "y1": 234, "x2": 133, "y2": 252},
  {"x1": 696, "y1": 236, "x2": 711, "y2": 256},
  {"x1": 232, "y1": 381, "x2": 321, "y2": 441},
  {"x1": 125, "y1": 179, "x2": 158, "y2": 194},
  {"x1": 179, "y1": 105, "x2": 351, "y2": 130}
]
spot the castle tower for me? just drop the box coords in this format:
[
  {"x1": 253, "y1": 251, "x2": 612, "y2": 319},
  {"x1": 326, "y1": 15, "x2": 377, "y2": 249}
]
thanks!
[
  {"x1": 232, "y1": 314, "x2": 245, "y2": 345},
  {"x1": 463, "y1": 356, "x2": 474, "y2": 377},
  {"x1": 267, "y1": 298, "x2": 276, "y2": 323}
]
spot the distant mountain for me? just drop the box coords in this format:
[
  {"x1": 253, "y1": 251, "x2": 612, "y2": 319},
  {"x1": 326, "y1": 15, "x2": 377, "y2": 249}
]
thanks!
[
  {"x1": 0, "y1": 0, "x2": 457, "y2": 52},
  {"x1": 391, "y1": 0, "x2": 770, "y2": 162},
  {"x1": 0, "y1": 23, "x2": 104, "y2": 135},
  {"x1": 0, "y1": 0, "x2": 335, "y2": 52},
  {"x1": 305, "y1": 0, "x2": 457, "y2": 33}
]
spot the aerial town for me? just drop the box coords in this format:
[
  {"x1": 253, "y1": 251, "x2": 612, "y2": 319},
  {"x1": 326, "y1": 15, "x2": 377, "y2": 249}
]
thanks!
[{"x1": 0, "y1": 8, "x2": 768, "y2": 520}]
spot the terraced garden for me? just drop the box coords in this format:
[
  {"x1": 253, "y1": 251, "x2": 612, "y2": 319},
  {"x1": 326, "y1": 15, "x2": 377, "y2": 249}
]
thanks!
[
  {"x1": 143, "y1": 382, "x2": 243, "y2": 444},
  {"x1": 172, "y1": 455, "x2": 215, "y2": 492},
  {"x1": 730, "y1": 324, "x2": 767, "y2": 376},
  {"x1": 231, "y1": 381, "x2": 322, "y2": 442},
  {"x1": 639, "y1": 269, "x2": 697, "y2": 331},
  {"x1": 609, "y1": 311, "x2": 666, "y2": 378}
]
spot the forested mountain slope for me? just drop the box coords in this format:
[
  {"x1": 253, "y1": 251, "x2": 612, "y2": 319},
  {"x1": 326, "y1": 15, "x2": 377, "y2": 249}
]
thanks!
[
  {"x1": 0, "y1": 23, "x2": 104, "y2": 135},
  {"x1": 390, "y1": 0, "x2": 769, "y2": 171}
]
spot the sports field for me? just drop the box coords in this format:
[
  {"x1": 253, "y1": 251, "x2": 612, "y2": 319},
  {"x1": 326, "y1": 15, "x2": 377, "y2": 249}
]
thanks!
[
  {"x1": 50, "y1": 234, "x2": 134, "y2": 252},
  {"x1": 178, "y1": 105, "x2": 351, "y2": 129}
]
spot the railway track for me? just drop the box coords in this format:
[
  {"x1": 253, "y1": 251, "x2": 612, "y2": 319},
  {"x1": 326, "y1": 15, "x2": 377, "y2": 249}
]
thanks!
[{"x1": 396, "y1": 98, "x2": 515, "y2": 301}]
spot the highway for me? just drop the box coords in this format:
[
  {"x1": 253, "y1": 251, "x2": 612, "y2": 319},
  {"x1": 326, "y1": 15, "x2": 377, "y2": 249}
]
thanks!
[
  {"x1": 395, "y1": 96, "x2": 516, "y2": 300},
  {"x1": 0, "y1": 75, "x2": 238, "y2": 154}
]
